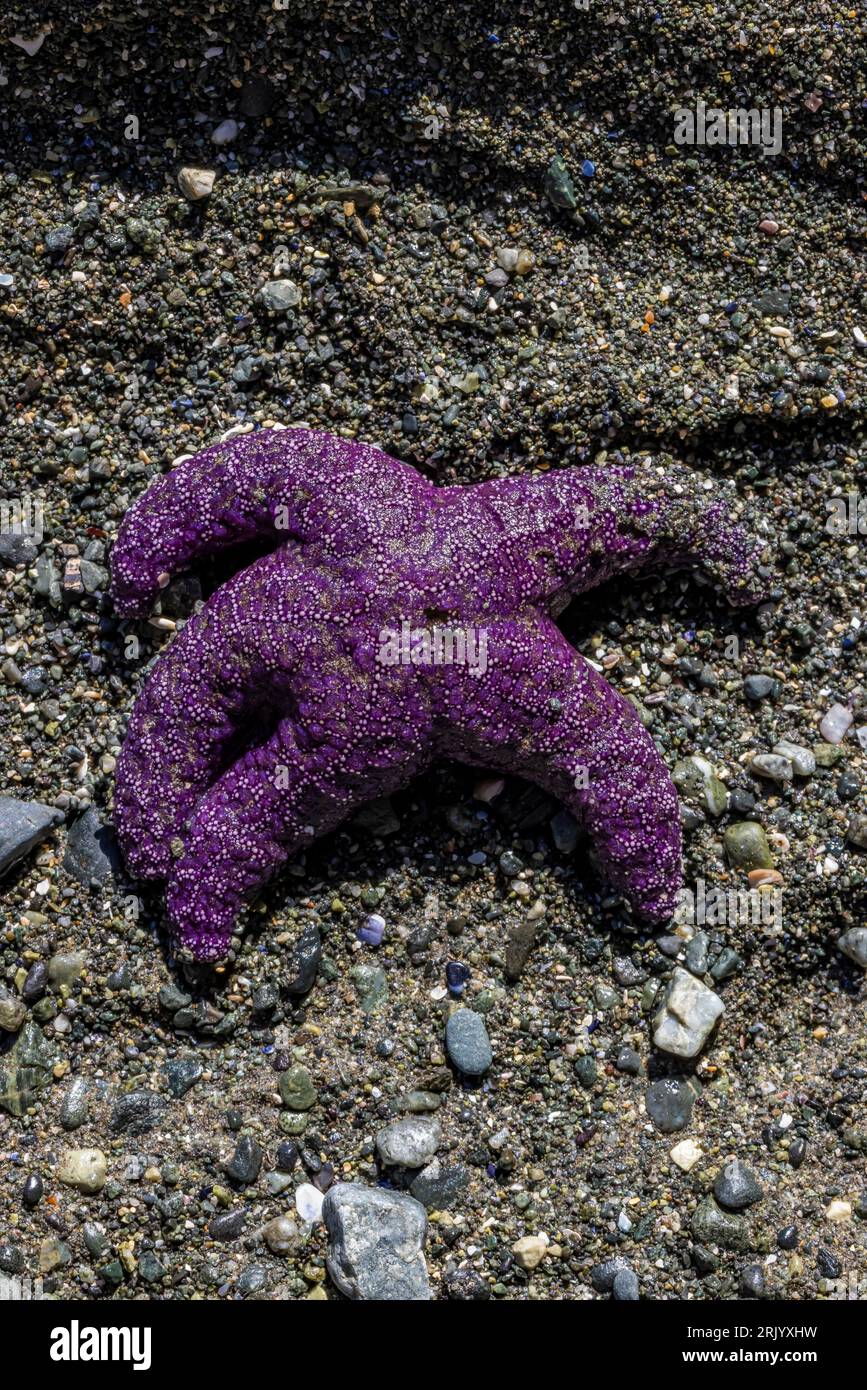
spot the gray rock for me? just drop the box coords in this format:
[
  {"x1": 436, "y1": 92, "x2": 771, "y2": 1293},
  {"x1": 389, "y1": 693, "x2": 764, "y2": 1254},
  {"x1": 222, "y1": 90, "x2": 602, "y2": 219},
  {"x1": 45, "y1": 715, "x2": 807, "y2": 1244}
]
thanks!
[
  {"x1": 652, "y1": 968, "x2": 724, "y2": 1059},
  {"x1": 63, "y1": 809, "x2": 122, "y2": 885},
  {"x1": 409, "y1": 1159, "x2": 470, "y2": 1209},
  {"x1": 846, "y1": 814, "x2": 867, "y2": 850},
  {"x1": 691, "y1": 1195, "x2": 752, "y2": 1252},
  {"x1": 772, "y1": 740, "x2": 816, "y2": 777},
  {"x1": 110, "y1": 1090, "x2": 166, "y2": 1135},
  {"x1": 589, "y1": 1255, "x2": 633, "y2": 1292},
  {"x1": 645, "y1": 1078, "x2": 697, "y2": 1133},
  {"x1": 223, "y1": 1136, "x2": 263, "y2": 1185},
  {"x1": 837, "y1": 928, "x2": 867, "y2": 969},
  {"x1": 259, "y1": 278, "x2": 301, "y2": 313},
  {"x1": 445, "y1": 1009, "x2": 492, "y2": 1075},
  {"x1": 60, "y1": 1076, "x2": 89, "y2": 1130},
  {"x1": 164, "y1": 1057, "x2": 203, "y2": 1098},
  {"x1": 0, "y1": 530, "x2": 38, "y2": 568},
  {"x1": 376, "y1": 1115, "x2": 441, "y2": 1169},
  {"x1": 612, "y1": 1268, "x2": 640, "y2": 1300},
  {"x1": 714, "y1": 1159, "x2": 764, "y2": 1210},
  {"x1": 743, "y1": 674, "x2": 775, "y2": 700},
  {"x1": 750, "y1": 753, "x2": 793, "y2": 785},
  {"x1": 685, "y1": 932, "x2": 710, "y2": 976},
  {"x1": 323, "y1": 1184, "x2": 431, "y2": 1300},
  {"x1": 0, "y1": 797, "x2": 63, "y2": 877},
  {"x1": 444, "y1": 1267, "x2": 491, "y2": 1300}
]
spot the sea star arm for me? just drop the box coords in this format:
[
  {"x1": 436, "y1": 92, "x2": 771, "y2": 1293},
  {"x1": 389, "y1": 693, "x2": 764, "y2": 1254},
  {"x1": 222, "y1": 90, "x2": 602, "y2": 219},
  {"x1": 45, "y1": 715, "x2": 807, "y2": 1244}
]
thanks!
[
  {"x1": 110, "y1": 429, "x2": 431, "y2": 617},
  {"x1": 165, "y1": 676, "x2": 433, "y2": 962},
  {"x1": 439, "y1": 462, "x2": 767, "y2": 613},
  {"x1": 439, "y1": 614, "x2": 682, "y2": 922},
  {"x1": 114, "y1": 544, "x2": 311, "y2": 880}
]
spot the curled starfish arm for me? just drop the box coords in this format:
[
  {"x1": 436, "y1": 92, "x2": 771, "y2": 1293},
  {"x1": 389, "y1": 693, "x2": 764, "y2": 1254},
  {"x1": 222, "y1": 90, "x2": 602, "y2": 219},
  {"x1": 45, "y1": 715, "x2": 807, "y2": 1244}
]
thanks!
[
  {"x1": 110, "y1": 430, "x2": 316, "y2": 617},
  {"x1": 166, "y1": 679, "x2": 433, "y2": 961},
  {"x1": 165, "y1": 721, "x2": 333, "y2": 961},
  {"x1": 114, "y1": 546, "x2": 308, "y2": 880},
  {"x1": 440, "y1": 615, "x2": 682, "y2": 922},
  {"x1": 110, "y1": 429, "x2": 433, "y2": 618}
]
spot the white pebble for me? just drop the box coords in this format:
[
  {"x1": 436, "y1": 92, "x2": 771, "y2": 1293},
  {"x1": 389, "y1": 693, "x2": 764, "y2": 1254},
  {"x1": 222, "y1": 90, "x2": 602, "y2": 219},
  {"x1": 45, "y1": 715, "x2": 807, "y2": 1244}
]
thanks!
[{"x1": 295, "y1": 1183, "x2": 324, "y2": 1224}]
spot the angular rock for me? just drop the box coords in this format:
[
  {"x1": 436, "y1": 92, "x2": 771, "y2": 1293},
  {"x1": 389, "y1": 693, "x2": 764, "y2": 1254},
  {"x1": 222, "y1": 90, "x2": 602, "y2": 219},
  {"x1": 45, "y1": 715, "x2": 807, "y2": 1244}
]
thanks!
[
  {"x1": 714, "y1": 1159, "x2": 764, "y2": 1210},
  {"x1": 0, "y1": 1020, "x2": 61, "y2": 1116},
  {"x1": 409, "y1": 1159, "x2": 469, "y2": 1210},
  {"x1": 691, "y1": 1195, "x2": 752, "y2": 1252},
  {"x1": 511, "y1": 1235, "x2": 547, "y2": 1270},
  {"x1": 63, "y1": 809, "x2": 122, "y2": 885},
  {"x1": 846, "y1": 815, "x2": 867, "y2": 850},
  {"x1": 323, "y1": 1184, "x2": 431, "y2": 1300},
  {"x1": 376, "y1": 1115, "x2": 440, "y2": 1170},
  {"x1": 177, "y1": 166, "x2": 215, "y2": 200},
  {"x1": 259, "y1": 279, "x2": 301, "y2": 313},
  {"x1": 0, "y1": 797, "x2": 63, "y2": 877},
  {"x1": 164, "y1": 1057, "x2": 202, "y2": 1097},
  {"x1": 652, "y1": 968, "x2": 724, "y2": 1059},
  {"x1": 110, "y1": 1089, "x2": 166, "y2": 1135}
]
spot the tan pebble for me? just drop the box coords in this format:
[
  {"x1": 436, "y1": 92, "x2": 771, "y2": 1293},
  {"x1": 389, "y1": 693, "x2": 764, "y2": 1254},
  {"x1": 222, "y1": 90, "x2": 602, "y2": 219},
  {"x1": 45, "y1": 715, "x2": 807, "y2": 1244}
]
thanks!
[
  {"x1": 670, "y1": 1139, "x2": 703, "y2": 1172},
  {"x1": 511, "y1": 1235, "x2": 548, "y2": 1270},
  {"x1": 825, "y1": 1199, "x2": 852, "y2": 1224},
  {"x1": 748, "y1": 869, "x2": 784, "y2": 887}
]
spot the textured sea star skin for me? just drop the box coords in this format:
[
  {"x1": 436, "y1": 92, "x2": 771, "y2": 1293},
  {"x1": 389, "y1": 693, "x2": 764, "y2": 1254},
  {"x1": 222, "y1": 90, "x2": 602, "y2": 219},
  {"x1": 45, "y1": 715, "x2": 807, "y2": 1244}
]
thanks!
[{"x1": 110, "y1": 428, "x2": 765, "y2": 961}]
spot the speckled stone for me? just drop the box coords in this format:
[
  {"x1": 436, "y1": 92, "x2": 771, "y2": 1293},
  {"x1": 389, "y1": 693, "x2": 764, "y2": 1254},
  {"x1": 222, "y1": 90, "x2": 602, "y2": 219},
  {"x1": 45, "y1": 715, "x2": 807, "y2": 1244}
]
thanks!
[
  {"x1": 322, "y1": 1183, "x2": 431, "y2": 1300},
  {"x1": 445, "y1": 1008, "x2": 493, "y2": 1075}
]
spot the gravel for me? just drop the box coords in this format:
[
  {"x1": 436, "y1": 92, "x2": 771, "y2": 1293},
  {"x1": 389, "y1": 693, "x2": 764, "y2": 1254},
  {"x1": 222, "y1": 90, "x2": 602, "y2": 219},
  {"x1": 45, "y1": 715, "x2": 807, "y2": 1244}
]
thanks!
[{"x1": 0, "y1": 0, "x2": 864, "y2": 1306}]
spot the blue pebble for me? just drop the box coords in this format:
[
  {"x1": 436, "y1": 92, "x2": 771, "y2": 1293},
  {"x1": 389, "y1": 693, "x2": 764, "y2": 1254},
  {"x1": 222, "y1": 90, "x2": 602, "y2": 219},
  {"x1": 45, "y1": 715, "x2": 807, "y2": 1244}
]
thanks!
[
  {"x1": 446, "y1": 961, "x2": 470, "y2": 994},
  {"x1": 357, "y1": 913, "x2": 385, "y2": 946}
]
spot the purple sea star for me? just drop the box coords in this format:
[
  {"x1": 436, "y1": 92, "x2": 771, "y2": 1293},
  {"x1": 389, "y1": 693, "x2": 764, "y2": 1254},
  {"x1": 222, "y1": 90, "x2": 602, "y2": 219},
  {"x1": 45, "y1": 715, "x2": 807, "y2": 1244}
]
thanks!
[{"x1": 110, "y1": 428, "x2": 766, "y2": 962}]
